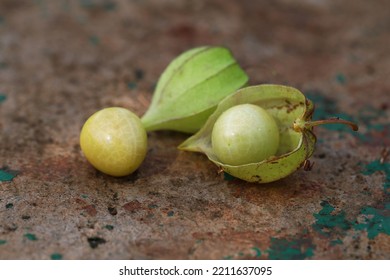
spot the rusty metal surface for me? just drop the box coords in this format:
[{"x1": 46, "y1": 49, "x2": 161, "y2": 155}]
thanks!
[{"x1": 0, "y1": 0, "x2": 389, "y2": 259}]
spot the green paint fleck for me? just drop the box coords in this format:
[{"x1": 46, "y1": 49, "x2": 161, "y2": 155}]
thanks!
[
  {"x1": 354, "y1": 206, "x2": 390, "y2": 239},
  {"x1": 362, "y1": 160, "x2": 390, "y2": 193},
  {"x1": 0, "y1": 240, "x2": 6, "y2": 245},
  {"x1": 24, "y1": 233, "x2": 38, "y2": 241},
  {"x1": 50, "y1": 253, "x2": 63, "y2": 260},
  {"x1": 356, "y1": 107, "x2": 389, "y2": 144},
  {"x1": 5, "y1": 203, "x2": 13, "y2": 209},
  {"x1": 127, "y1": 82, "x2": 137, "y2": 89},
  {"x1": 89, "y1": 35, "x2": 100, "y2": 46},
  {"x1": 304, "y1": 91, "x2": 390, "y2": 144},
  {"x1": 223, "y1": 255, "x2": 233, "y2": 260},
  {"x1": 167, "y1": 211, "x2": 174, "y2": 217},
  {"x1": 330, "y1": 239, "x2": 343, "y2": 246},
  {"x1": 223, "y1": 172, "x2": 235, "y2": 181},
  {"x1": 81, "y1": 194, "x2": 88, "y2": 199},
  {"x1": 252, "y1": 247, "x2": 261, "y2": 258},
  {"x1": 0, "y1": 168, "x2": 18, "y2": 181},
  {"x1": 305, "y1": 91, "x2": 357, "y2": 132},
  {"x1": 267, "y1": 237, "x2": 315, "y2": 260},
  {"x1": 312, "y1": 201, "x2": 351, "y2": 237},
  {"x1": 356, "y1": 160, "x2": 389, "y2": 239},
  {"x1": 312, "y1": 160, "x2": 389, "y2": 241},
  {"x1": 335, "y1": 73, "x2": 347, "y2": 85},
  {"x1": 105, "y1": 225, "x2": 114, "y2": 231}
]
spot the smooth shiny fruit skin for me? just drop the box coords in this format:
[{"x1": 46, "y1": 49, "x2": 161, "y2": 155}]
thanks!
[
  {"x1": 211, "y1": 104, "x2": 280, "y2": 166},
  {"x1": 80, "y1": 107, "x2": 147, "y2": 176}
]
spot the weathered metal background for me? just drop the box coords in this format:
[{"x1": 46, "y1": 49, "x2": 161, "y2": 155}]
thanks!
[{"x1": 0, "y1": 0, "x2": 389, "y2": 259}]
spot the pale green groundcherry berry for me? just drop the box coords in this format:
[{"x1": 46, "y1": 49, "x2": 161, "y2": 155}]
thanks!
[
  {"x1": 211, "y1": 104, "x2": 280, "y2": 165},
  {"x1": 80, "y1": 107, "x2": 147, "y2": 177}
]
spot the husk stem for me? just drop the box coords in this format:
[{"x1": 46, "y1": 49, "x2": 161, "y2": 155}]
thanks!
[{"x1": 294, "y1": 117, "x2": 359, "y2": 132}]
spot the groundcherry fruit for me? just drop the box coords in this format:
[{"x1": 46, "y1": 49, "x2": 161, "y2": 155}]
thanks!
[
  {"x1": 179, "y1": 84, "x2": 358, "y2": 183},
  {"x1": 80, "y1": 107, "x2": 147, "y2": 177},
  {"x1": 211, "y1": 104, "x2": 280, "y2": 165}
]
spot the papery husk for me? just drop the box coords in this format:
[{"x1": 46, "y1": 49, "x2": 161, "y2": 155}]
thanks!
[
  {"x1": 141, "y1": 46, "x2": 249, "y2": 133},
  {"x1": 179, "y1": 84, "x2": 316, "y2": 183}
]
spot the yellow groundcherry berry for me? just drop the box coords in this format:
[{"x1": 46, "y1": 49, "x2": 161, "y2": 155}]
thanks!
[{"x1": 80, "y1": 107, "x2": 147, "y2": 176}]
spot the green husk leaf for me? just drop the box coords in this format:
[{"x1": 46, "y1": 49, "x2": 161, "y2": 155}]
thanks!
[
  {"x1": 141, "y1": 46, "x2": 249, "y2": 133},
  {"x1": 179, "y1": 84, "x2": 317, "y2": 183}
]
